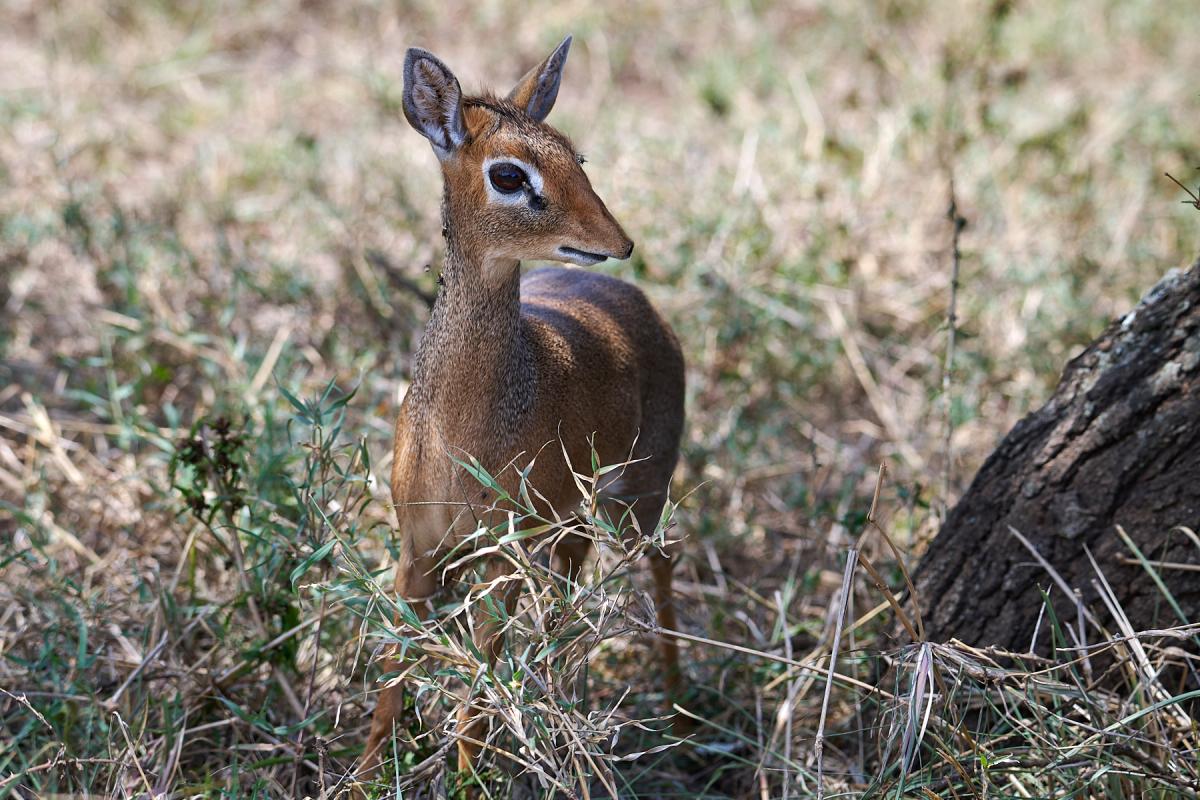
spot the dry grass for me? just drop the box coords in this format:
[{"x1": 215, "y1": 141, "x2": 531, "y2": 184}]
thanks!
[{"x1": 2, "y1": 0, "x2": 1200, "y2": 797}]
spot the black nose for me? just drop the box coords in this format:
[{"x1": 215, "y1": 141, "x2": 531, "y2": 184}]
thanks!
[{"x1": 622, "y1": 241, "x2": 635, "y2": 259}]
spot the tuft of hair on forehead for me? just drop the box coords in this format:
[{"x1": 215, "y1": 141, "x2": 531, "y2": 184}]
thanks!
[
  {"x1": 463, "y1": 93, "x2": 526, "y2": 125},
  {"x1": 461, "y1": 91, "x2": 579, "y2": 157}
]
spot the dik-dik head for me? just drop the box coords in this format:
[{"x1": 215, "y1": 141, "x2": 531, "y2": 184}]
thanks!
[{"x1": 402, "y1": 37, "x2": 633, "y2": 271}]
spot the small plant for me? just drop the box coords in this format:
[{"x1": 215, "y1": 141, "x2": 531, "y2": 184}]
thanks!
[
  {"x1": 170, "y1": 415, "x2": 249, "y2": 525},
  {"x1": 156, "y1": 382, "x2": 389, "y2": 797}
]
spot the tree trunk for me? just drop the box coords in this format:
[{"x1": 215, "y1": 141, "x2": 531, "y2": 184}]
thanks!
[{"x1": 912, "y1": 260, "x2": 1200, "y2": 653}]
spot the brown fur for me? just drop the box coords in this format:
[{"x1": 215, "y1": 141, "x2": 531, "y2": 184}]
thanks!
[{"x1": 357, "y1": 41, "x2": 685, "y2": 787}]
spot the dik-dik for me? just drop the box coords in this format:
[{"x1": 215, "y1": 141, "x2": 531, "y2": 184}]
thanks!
[{"x1": 358, "y1": 36, "x2": 685, "y2": 783}]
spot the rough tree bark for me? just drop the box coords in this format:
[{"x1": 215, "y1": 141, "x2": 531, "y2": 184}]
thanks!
[{"x1": 912, "y1": 260, "x2": 1200, "y2": 652}]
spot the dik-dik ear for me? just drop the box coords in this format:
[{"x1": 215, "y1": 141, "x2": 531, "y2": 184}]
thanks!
[
  {"x1": 507, "y1": 35, "x2": 572, "y2": 122},
  {"x1": 403, "y1": 48, "x2": 467, "y2": 157}
]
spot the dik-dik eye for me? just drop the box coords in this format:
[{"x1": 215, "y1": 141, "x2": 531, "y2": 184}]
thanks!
[{"x1": 488, "y1": 163, "x2": 527, "y2": 193}]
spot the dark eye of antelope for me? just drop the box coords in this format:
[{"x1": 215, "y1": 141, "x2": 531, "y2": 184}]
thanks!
[{"x1": 488, "y1": 163, "x2": 527, "y2": 194}]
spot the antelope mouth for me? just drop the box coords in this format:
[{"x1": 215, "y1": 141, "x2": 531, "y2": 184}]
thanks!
[{"x1": 557, "y1": 246, "x2": 609, "y2": 266}]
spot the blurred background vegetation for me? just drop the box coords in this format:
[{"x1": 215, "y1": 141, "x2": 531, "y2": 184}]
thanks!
[{"x1": 2, "y1": 0, "x2": 1198, "y2": 796}]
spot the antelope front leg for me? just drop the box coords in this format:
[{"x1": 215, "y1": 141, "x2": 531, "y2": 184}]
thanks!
[
  {"x1": 357, "y1": 563, "x2": 438, "y2": 789},
  {"x1": 455, "y1": 558, "x2": 520, "y2": 776}
]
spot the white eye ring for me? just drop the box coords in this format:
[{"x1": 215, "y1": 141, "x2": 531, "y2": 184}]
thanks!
[{"x1": 482, "y1": 157, "x2": 543, "y2": 205}]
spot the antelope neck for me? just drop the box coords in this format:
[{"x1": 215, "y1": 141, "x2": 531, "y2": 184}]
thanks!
[{"x1": 409, "y1": 240, "x2": 533, "y2": 431}]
